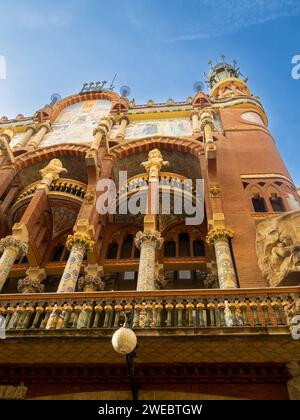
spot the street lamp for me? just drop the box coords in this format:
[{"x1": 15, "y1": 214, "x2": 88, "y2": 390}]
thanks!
[{"x1": 112, "y1": 312, "x2": 138, "y2": 401}]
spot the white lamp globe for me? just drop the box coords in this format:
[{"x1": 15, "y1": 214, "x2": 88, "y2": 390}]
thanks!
[{"x1": 112, "y1": 327, "x2": 137, "y2": 355}]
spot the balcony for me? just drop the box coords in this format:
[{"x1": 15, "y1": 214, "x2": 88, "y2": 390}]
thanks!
[
  {"x1": 0, "y1": 287, "x2": 299, "y2": 366},
  {"x1": 0, "y1": 287, "x2": 297, "y2": 334}
]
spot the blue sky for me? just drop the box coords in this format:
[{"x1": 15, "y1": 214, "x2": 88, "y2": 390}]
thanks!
[{"x1": 0, "y1": 0, "x2": 299, "y2": 184}]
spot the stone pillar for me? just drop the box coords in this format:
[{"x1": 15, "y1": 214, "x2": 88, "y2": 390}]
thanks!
[
  {"x1": 27, "y1": 122, "x2": 51, "y2": 150},
  {"x1": 206, "y1": 228, "x2": 238, "y2": 289},
  {"x1": 117, "y1": 115, "x2": 129, "y2": 140},
  {"x1": 199, "y1": 109, "x2": 216, "y2": 159},
  {"x1": 91, "y1": 117, "x2": 114, "y2": 151},
  {"x1": 13, "y1": 126, "x2": 36, "y2": 149},
  {"x1": 17, "y1": 267, "x2": 46, "y2": 294},
  {"x1": 287, "y1": 362, "x2": 300, "y2": 400},
  {"x1": 0, "y1": 237, "x2": 28, "y2": 291},
  {"x1": 191, "y1": 111, "x2": 200, "y2": 134},
  {"x1": 57, "y1": 232, "x2": 95, "y2": 293},
  {"x1": 135, "y1": 231, "x2": 164, "y2": 291}
]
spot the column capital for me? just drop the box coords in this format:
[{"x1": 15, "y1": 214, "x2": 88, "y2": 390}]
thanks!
[
  {"x1": 66, "y1": 232, "x2": 95, "y2": 252},
  {"x1": 206, "y1": 228, "x2": 234, "y2": 246},
  {"x1": 37, "y1": 122, "x2": 51, "y2": 132},
  {"x1": 78, "y1": 275, "x2": 105, "y2": 292},
  {"x1": 134, "y1": 230, "x2": 164, "y2": 250},
  {"x1": 0, "y1": 127, "x2": 16, "y2": 142},
  {"x1": 199, "y1": 109, "x2": 214, "y2": 130},
  {"x1": 18, "y1": 267, "x2": 46, "y2": 294},
  {"x1": 119, "y1": 114, "x2": 130, "y2": 123},
  {"x1": 0, "y1": 236, "x2": 28, "y2": 259},
  {"x1": 93, "y1": 125, "x2": 106, "y2": 137},
  {"x1": 25, "y1": 124, "x2": 38, "y2": 134},
  {"x1": 190, "y1": 110, "x2": 200, "y2": 119}
]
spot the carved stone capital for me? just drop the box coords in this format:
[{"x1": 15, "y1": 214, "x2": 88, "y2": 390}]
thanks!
[
  {"x1": 199, "y1": 109, "x2": 214, "y2": 130},
  {"x1": 285, "y1": 297, "x2": 300, "y2": 327},
  {"x1": 78, "y1": 275, "x2": 105, "y2": 292},
  {"x1": 0, "y1": 236, "x2": 28, "y2": 259},
  {"x1": 18, "y1": 276, "x2": 45, "y2": 294},
  {"x1": 38, "y1": 122, "x2": 51, "y2": 133},
  {"x1": 206, "y1": 228, "x2": 234, "y2": 246},
  {"x1": 134, "y1": 230, "x2": 164, "y2": 250},
  {"x1": 66, "y1": 232, "x2": 95, "y2": 252}
]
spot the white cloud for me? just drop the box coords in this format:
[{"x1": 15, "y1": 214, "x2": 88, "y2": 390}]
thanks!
[{"x1": 167, "y1": 0, "x2": 300, "y2": 42}]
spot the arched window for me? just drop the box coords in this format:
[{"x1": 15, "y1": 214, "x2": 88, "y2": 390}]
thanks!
[
  {"x1": 252, "y1": 194, "x2": 267, "y2": 212},
  {"x1": 107, "y1": 242, "x2": 119, "y2": 259},
  {"x1": 164, "y1": 240, "x2": 176, "y2": 257},
  {"x1": 120, "y1": 234, "x2": 134, "y2": 259},
  {"x1": 179, "y1": 233, "x2": 190, "y2": 257},
  {"x1": 193, "y1": 240, "x2": 205, "y2": 257},
  {"x1": 270, "y1": 195, "x2": 285, "y2": 212}
]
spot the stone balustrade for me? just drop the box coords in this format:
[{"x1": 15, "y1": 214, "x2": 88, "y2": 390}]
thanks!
[
  {"x1": 118, "y1": 172, "x2": 196, "y2": 198},
  {"x1": 16, "y1": 178, "x2": 87, "y2": 202},
  {"x1": 0, "y1": 287, "x2": 298, "y2": 333}
]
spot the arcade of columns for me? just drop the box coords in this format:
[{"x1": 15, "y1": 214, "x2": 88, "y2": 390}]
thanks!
[{"x1": 0, "y1": 107, "x2": 238, "y2": 294}]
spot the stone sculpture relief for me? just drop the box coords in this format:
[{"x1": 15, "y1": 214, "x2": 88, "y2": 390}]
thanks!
[{"x1": 256, "y1": 210, "x2": 300, "y2": 286}]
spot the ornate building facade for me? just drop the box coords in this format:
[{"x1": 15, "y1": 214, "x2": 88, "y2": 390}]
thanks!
[{"x1": 0, "y1": 61, "x2": 299, "y2": 400}]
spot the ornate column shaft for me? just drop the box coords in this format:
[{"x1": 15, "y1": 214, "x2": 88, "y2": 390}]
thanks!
[
  {"x1": 200, "y1": 109, "x2": 216, "y2": 159},
  {"x1": 0, "y1": 237, "x2": 28, "y2": 291},
  {"x1": 191, "y1": 111, "x2": 200, "y2": 134},
  {"x1": 135, "y1": 231, "x2": 164, "y2": 291},
  {"x1": 27, "y1": 122, "x2": 51, "y2": 150},
  {"x1": 117, "y1": 115, "x2": 129, "y2": 139},
  {"x1": 91, "y1": 117, "x2": 114, "y2": 151},
  {"x1": 57, "y1": 232, "x2": 95, "y2": 293},
  {"x1": 134, "y1": 149, "x2": 169, "y2": 291},
  {"x1": 206, "y1": 228, "x2": 238, "y2": 289},
  {"x1": 13, "y1": 126, "x2": 36, "y2": 149}
]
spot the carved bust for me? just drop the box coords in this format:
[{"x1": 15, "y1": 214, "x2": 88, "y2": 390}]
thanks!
[{"x1": 256, "y1": 210, "x2": 300, "y2": 286}]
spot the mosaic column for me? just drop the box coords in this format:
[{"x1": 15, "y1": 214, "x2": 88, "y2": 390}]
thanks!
[
  {"x1": 0, "y1": 237, "x2": 28, "y2": 292},
  {"x1": 206, "y1": 228, "x2": 238, "y2": 289},
  {"x1": 57, "y1": 233, "x2": 95, "y2": 293},
  {"x1": 27, "y1": 122, "x2": 51, "y2": 150},
  {"x1": 135, "y1": 231, "x2": 164, "y2": 291}
]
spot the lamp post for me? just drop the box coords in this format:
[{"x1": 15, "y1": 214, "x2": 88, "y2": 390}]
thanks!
[{"x1": 112, "y1": 312, "x2": 138, "y2": 401}]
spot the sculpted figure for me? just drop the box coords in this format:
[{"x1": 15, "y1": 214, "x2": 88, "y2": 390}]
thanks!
[
  {"x1": 141, "y1": 149, "x2": 169, "y2": 181},
  {"x1": 256, "y1": 211, "x2": 300, "y2": 286}
]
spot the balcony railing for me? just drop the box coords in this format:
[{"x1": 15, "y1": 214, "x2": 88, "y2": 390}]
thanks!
[
  {"x1": 15, "y1": 178, "x2": 87, "y2": 203},
  {"x1": 0, "y1": 287, "x2": 298, "y2": 334}
]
